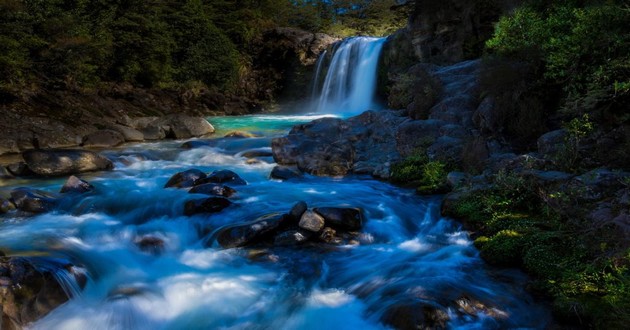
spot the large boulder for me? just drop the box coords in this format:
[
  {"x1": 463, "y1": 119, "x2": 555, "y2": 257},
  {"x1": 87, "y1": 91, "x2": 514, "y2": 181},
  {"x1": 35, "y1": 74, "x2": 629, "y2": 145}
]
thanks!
[
  {"x1": 22, "y1": 149, "x2": 114, "y2": 176},
  {"x1": 157, "y1": 114, "x2": 215, "y2": 139},
  {"x1": 0, "y1": 198, "x2": 16, "y2": 214},
  {"x1": 215, "y1": 214, "x2": 290, "y2": 248},
  {"x1": 537, "y1": 129, "x2": 567, "y2": 157},
  {"x1": 164, "y1": 169, "x2": 206, "y2": 188},
  {"x1": 109, "y1": 124, "x2": 144, "y2": 142},
  {"x1": 60, "y1": 176, "x2": 94, "y2": 194},
  {"x1": 10, "y1": 188, "x2": 58, "y2": 214},
  {"x1": 270, "y1": 165, "x2": 303, "y2": 180},
  {"x1": 82, "y1": 129, "x2": 125, "y2": 148},
  {"x1": 199, "y1": 170, "x2": 247, "y2": 186},
  {"x1": 313, "y1": 207, "x2": 364, "y2": 231},
  {"x1": 184, "y1": 197, "x2": 232, "y2": 216},
  {"x1": 298, "y1": 210, "x2": 325, "y2": 233},
  {"x1": 188, "y1": 183, "x2": 236, "y2": 198},
  {"x1": 0, "y1": 257, "x2": 87, "y2": 329}
]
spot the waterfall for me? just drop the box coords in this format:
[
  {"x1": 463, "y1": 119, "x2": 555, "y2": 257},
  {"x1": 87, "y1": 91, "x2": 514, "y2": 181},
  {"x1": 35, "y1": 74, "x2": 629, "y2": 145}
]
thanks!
[{"x1": 312, "y1": 37, "x2": 386, "y2": 115}]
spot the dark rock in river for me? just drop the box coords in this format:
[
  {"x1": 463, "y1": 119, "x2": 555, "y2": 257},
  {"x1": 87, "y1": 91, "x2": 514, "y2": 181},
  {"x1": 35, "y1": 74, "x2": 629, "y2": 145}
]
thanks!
[
  {"x1": 188, "y1": 183, "x2": 236, "y2": 198},
  {"x1": 240, "y1": 148, "x2": 273, "y2": 158},
  {"x1": 0, "y1": 198, "x2": 16, "y2": 214},
  {"x1": 82, "y1": 129, "x2": 125, "y2": 147},
  {"x1": 298, "y1": 210, "x2": 325, "y2": 233},
  {"x1": 225, "y1": 131, "x2": 259, "y2": 138},
  {"x1": 60, "y1": 175, "x2": 94, "y2": 194},
  {"x1": 180, "y1": 140, "x2": 214, "y2": 149},
  {"x1": 156, "y1": 114, "x2": 215, "y2": 139},
  {"x1": 216, "y1": 214, "x2": 290, "y2": 248},
  {"x1": 164, "y1": 169, "x2": 207, "y2": 188},
  {"x1": 199, "y1": 170, "x2": 247, "y2": 186},
  {"x1": 6, "y1": 162, "x2": 34, "y2": 177},
  {"x1": 274, "y1": 230, "x2": 311, "y2": 246},
  {"x1": 10, "y1": 188, "x2": 58, "y2": 214},
  {"x1": 380, "y1": 302, "x2": 449, "y2": 330},
  {"x1": 134, "y1": 235, "x2": 166, "y2": 254},
  {"x1": 270, "y1": 165, "x2": 303, "y2": 180},
  {"x1": 22, "y1": 149, "x2": 114, "y2": 176},
  {"x1": 0, "y1": 257, "x2": 87, "y2": 329},
  {"x1": 288, "y1": 201, "x2": 308, "y2": 220},
  {"x1": 184, "y1": 197, "x2": 232, "y2": 216},
  {"x1": 313, "y1": 207, "x2": 364, "y2": 231}
]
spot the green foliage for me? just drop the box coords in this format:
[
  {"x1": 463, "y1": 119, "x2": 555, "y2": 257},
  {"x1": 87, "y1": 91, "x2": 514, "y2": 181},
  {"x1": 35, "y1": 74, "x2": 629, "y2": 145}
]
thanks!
[
  {"x1": 554, "y1": 114, "x2": 595, "y2": 172},
  {"x1": 486, "y1": 1, "x2": 630, "y2": 119},
  {"x1": 390, "y1": 153, "x2": 449, "y2": 193}
]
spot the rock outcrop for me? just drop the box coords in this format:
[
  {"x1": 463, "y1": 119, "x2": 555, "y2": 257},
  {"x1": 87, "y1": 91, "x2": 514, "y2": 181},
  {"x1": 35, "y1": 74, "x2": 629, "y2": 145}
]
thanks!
[{"x1": 22, "y1": 149, "x2": 114, "y2": 177}]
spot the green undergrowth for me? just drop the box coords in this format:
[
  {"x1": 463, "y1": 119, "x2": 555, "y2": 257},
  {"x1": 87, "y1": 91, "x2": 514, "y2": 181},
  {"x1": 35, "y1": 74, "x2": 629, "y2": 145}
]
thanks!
[
  {"x1": 390, "y1": 153, "x2": 449, "y2": 194},
  {"x1": 448, "y1": 172, "x2": 630, "y2": 328}
]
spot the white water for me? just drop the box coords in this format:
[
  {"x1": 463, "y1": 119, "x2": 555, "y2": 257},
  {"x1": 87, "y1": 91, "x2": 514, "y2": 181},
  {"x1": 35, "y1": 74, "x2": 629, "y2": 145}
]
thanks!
[
  {"x1": 0, "y1": 114, "x2": 550, "y2": 329},
  {"x1": 312, "y1": 37, "x2": 386, "y2": 115}
]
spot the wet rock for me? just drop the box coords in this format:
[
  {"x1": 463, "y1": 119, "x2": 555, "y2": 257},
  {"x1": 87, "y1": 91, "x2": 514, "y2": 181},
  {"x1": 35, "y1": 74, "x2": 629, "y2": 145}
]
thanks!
[
  {"x1": 427, "y1": 136, "x2": 465, "y2": 163},
  {"x1": 134, "y1": 235, "x2": 165, "y2": 254},
  {"x1": 0, "y1": 257, "x2": 86, "y2": 328},
  {"x1": 240, "y1": 149, "x2": 273, "y2": 158},
  {"x1": 82, "y1": 129, "x2": 125, "y2": 147},
  {"x1": 10, "y1": 188, "x2": 58, "y2": 214},
  {"x1": 139, "y1": 125, "x2": 166, "y2": 140},
  {"x1": 380, "y1": 302, "x2": 449, "y2": 330},
  {"x1": 395, "y1": 120, "x2": 444, "y2": 157},
  {"x1": 60, "y1": 175, "x2": 94, "y2": 194},
  {"x1": 0, "y1": 198, "x2": 16, "y2": 214},
  {"x1": 318, "y1": 227, "x2": 341, "y2": 244},
  {"x1": 225, "y1": 131, "x2": 259, "y2": 138},
  {"x1": 288, "y1": 201, "x2": 308, "y2": 220},
  {"x1": 188, "y1": 183, "x2": 236, "y2": 198},
  {"x1": 274, "y1": 230, "x2": 311, "y2": 246},
  {"x1": 299, "y1": 210, "x2": 325, "y2": 233},
  {"x1": 22, "y1": 149, "x2": 114, "y2": 176},
  {"x1": 270, "y1": 165, "x2": 303, "y2": 180},
  {"x1": 216, "y1": 214, "x2": 290, "y2": 248},
  {"x1": 157, "y1": 114, "x2": 215, "y2": 139},
  {"x1": 184, "y1": 197, "x2": 232, "y2": 216},
  {"x1": 109, "y1": 124, "x2": 144, "y2": 142},
  {"x1": 180, "y1": 140, "x2": 214, "y2": 149},
  {"x1": 313, "y1": 207, "x2": 364, "y2": 231},
  {"x1": 199, "y1": 170, "x2": 247, "y2": 186},
  {"x1": 164, "y1": 169, "x2": 207, "y2": 188},
  {"x1": 472, "y1": 96, "x2": 500, "y2": 134},
  {"x1": 522, "y1": 170, "x2": 574, "y2": 185},
  {"x1": 6, "y1": 162, "x2": 33, "y2": 177}
]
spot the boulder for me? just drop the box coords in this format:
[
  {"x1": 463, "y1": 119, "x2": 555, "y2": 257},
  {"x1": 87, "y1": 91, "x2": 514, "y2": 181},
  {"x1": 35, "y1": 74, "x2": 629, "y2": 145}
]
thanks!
[
  {"x1": 6, "y1": 162, "x2": 33, "y2": 177},
  {"x1": 134, "y1": 235, "x2": 165, "y2": 254},
  {"x1": 82, "y1": 129, "x2": 125, "y2": 148},
  {"x1": 313, "y1": 207, "x2": 364, "y2": 231},
  {"x1": 298, "y1": 210, "x2": 325, "y2": 232},
  {"x1": 139, "y1": 125, "x2": 166, "y2": 140},
  {"x1": 446, "y1": 171, "x2": 468, "y2": 188},
  {"x1": 22, "y1": 149, "x2": 114, "y2": 176},
  {"x1": 473, "y1": 96, "x2": 500, "y2": 134},
  {"x1": 198, "y1": 170, "x2": 247, "y2": 186},
  {"x1": 109, "y1": 124, "x2": 144, "y2": 142},
  {"x1": 0, "y1": 257, "x2": 87, "y2": 329},
  {"x1": 240, "y1": 149, "x2": 273, "y2": 158},
  {"x1": 164, "y1": 169, "x2": 206, "y2": 188},
  {"x1": 380, "y1": 302, "x2": 449, "y2": 330},
  {"x1": 318, "y1": 227, "x2": 342, "y2": 244},
  {"x1": 60, "y1": 175, "x2": 94, "y2": 194},
  {"x1": 225, "y1": 131, "x2": 259, "y2": 138},
  {"x1": 427, "y1": 136, "x2": 465, "y2": 163},
  {"x1": 537, "y1": 129, "x2": 567, "y2": 157},
  {"x1": 395, "y1": 120, "x2": 444, "y2": 157},
  {"x1": 188, "y1": 183, "x2": 236, "y2": 198},
  {"x1": 274, "y1": 230, "x2": 311, "y2": 246},
  {"x1": 0, "y1": 198, "x2": 16, "y2": 214},
  {"x1": 288, "y1": 201, "x2": 308, "y2": 220},
  {"x1": 270, "y1": 165, "x2": 303, "y2": 180},
  {"x1": 184, "y1": 197, "x2": 232, "y2": 216},
  {"x1": 10, "y1": 188, "x2": 58, "y2": 214},
  {"x1": 158, "y1": 114, "x2": 215, "y2": 139},
  {"x1": 215, "y1": 214, "x2": 290, "y2": 248}
]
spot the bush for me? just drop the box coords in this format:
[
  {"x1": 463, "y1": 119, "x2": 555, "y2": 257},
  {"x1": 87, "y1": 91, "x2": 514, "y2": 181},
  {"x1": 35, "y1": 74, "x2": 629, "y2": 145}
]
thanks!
[{"x1": 390, "y1": 153, "x2": 448, "y2": 193}]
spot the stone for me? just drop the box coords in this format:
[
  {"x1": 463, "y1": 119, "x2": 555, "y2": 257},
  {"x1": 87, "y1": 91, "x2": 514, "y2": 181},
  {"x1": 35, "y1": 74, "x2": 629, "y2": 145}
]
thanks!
[
  {"x1": 0, "y1": 166, "x2": 13, "y2": 179},
  {"x1": 0, "y1": 198, "x2": 16, "y2": 214},
  {"x1": 289, "y1": 201, "x2": 308, "y2": 220},
  {"x1": 395, "y1": 120, "x2": 444, "y2": 157},
  {"x1": 110, "y1": 124, "x2": 144, "y2": 142},
  {"x1": 427, "y1": 136, "x2": 465, "y2": 163},
  {"x1": 473, "y1": 96, "x2": 500, "y2": 134},
  {"x1": 318, "y1": 227, "x2": 339, "y2": 244},
  {"x1": 164, "y1": 169, "x2": 206, "y2": 188},
  {"x1": 184, "y1": 197, "x2": 232, "y2": 216},
  {"x1": 188, "y1": 183, "x2": 236, "y2": 198},
  {"x1": 10, "y1": 188, "x2": 58, "y2": 213},
  {"x1": 215, "y1": 214, "x2": 290, "y2": 248},
  {"x1": 180, "y1": 140, "x2": 214, "y2": 149},
  {"x1": 313, "y1": 207, "x2": 364, "y2": 231},
  {"x1": 0, "y1": 257, "x2": 87, "y2": 328},
  {"x1": 270, "y1": 165, "x2": 303, "y2": 180},
  {"x1": 299, "y1": 210, "x2": 325, "y2": 232},
  {"x1": 199, "y1": 170, "x2": 247, "y2": 186},
  {"x1": 82, "y1": 129, "x2": 125, "y2": 147},
  {"x1": 22, "y1": 149, "x2": 114, "y2": 177},
  {"x1": 523, "y1": 170, "x2": 574, "y2": 185},
  {"x1": 139, "y1": 125, "x2": 166, "y2": 140},
  {"x1": 225, "y1": 131, "x2": 259, "y2": 138},
  {"x1": 60, "y1": 175, "x2": 94, "y2": 194},
  {"x1": 157, "y1": 114, "x2": 215, "y2": 139},
  {"x1": 6, "y1": 162, "x2": 33, "y2": 177},
  {"x1": 380, "y1": 302, "x2": 449, "y2": 330},
  {"x1": 274, "y1": 230, "x2": 311, "y2": 246},
  {"x1": 134, "y1": 235, "x2": 165, "y2": 254},
  {"x1": 446, "y1": 172, "x2": 468, "y2": 188},
  {"x1": 537, "y1": 129, "x2": 567, "y2": 157},
  {"x1": 240, "y1": 149, "x2": 273, "y2": 158}
]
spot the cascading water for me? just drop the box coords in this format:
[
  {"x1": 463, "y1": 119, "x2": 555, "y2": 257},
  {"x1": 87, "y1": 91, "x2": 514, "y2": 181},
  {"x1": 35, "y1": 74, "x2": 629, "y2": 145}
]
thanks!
[{"x1": 312, "y1": 37, "x2": 386, "y2": 115}]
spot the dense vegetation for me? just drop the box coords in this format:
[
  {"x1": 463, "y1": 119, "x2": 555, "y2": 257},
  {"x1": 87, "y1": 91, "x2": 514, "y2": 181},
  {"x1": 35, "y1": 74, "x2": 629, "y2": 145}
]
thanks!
[{"x1": 0, "y1": 0, "x2": 408, "y2": 102}]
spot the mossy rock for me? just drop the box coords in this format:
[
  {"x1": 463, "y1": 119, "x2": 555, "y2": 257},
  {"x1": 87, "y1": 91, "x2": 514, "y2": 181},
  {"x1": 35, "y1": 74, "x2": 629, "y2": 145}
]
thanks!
[{"x1": 476, "y1": 230, "x2": 524, "y2": 267}]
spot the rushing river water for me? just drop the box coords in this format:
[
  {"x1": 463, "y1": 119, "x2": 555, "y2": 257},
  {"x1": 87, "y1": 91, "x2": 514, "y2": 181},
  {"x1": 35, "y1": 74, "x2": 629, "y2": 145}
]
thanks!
[{"x1": 0, "y1": 114, "x2": 550, "y2": 329}]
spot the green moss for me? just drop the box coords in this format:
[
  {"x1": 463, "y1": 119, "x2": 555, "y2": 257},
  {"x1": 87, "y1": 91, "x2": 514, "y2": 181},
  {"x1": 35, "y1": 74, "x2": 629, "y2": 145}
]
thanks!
[
  {"x1": 477, "y1": 230, "x2": 525, "y2": 267},
  {"x1": 390, "y1": 154, "x2": 449, "y2": 193}
]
